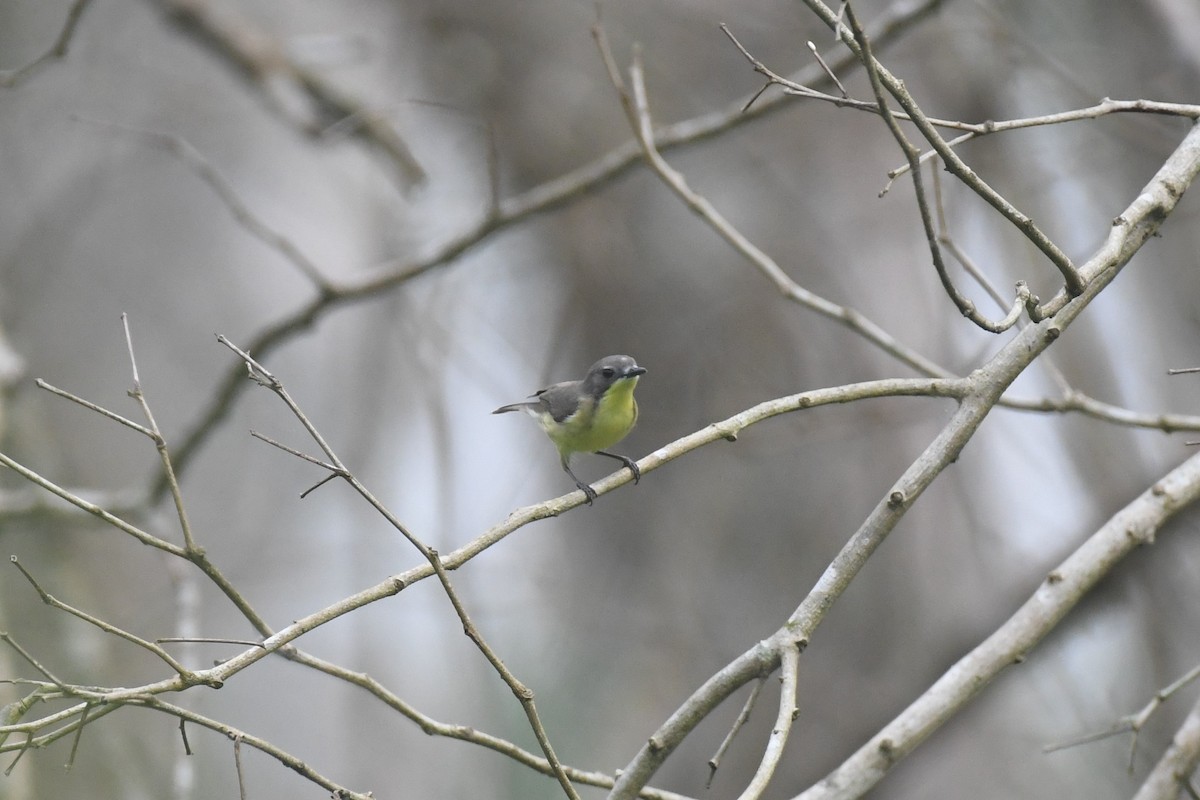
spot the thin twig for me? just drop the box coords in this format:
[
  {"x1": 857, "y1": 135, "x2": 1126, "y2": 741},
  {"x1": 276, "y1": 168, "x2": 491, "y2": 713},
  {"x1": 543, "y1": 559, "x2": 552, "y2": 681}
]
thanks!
[
  {"x1": 234, "y1": 735, "x2": 247, "y2": 800},
  {"x1": 1045, "y1": 662, "x2": 1200, "y2": 772},
  {"x1": 248, "y1": 430, "x2": 341, "y2": 472},
  {"x1": 0, "y1": 0, "x2": 94, "y2": 88},
  {"x1": 595, "y1": 22, "x2": 950, "y2": 376},
  {"x1": 930, "y1": 159, "x2": 1088, "y2": 399},
  {"x1": 0, "y1": 452, "x2": 183, "y2": 554},
  {"x1": 845, "y1": 4, "x2": 1022, "y2": 332},
  {"x1": 219, "y1": 337, "x2": 583, "y2": 800},
  {"x1": 23, "y1": 348, "x2": 279, "y2": 644},
  {"x1": 121, "y1": 314, "x2": 200, "y2": 553},
  {"x1": 429, "y1": 552, "x2": 581, "y2": 800},
  {"x1": 157, "y1": 637, "x2": 267, "y2": 648},
  {"x1": 606, "y1": 108, "x2": 1200, "y2": 800},
  {"x1": 806, "y1": 40, "x2": 848, "y2": 97},
  {"x1": 277, "y1": 647, "x2": 693, "y2": 799},
  {"x1": 134, "y1": 698, "x2": 375, "y2": 800},
  {"x1": 708, "y1": 676, "x2": 767, "y2": 787},
  {"x1": 143, "y1": 0, "x2": 424, "y2": 188},
  {"x1": 146, "y1": 0, "x2": 945, "y2": 502},
  {"x1": 811, "y1": 0, "x2": 1085, "y2": 295},
  {"x1": 1131, "y1": 690, "x2": 1200, "y2": 799},
  {"x1": 10, "y1": 557, "x2": 200, "y2": 679},
  {"x1": 76, "y1": 121, "x2": 332, "y2": 290},
  {"x1": 34, "y1": 379, "x2": 154, "y2": 438},
  {"x1": 64, "y1": 702, "x2": 90, "y2": 770},
  {"x1": 0, "y1": 633, "x2": 67, "y2": 691},
  {"x1": 735, "y1": 644, "x2": 801, "y2": 800},
  {"x1": 724, "y1": 34, "x2": 1200, "y2": 145},
  {"x1": 886, "y1": 99, "x2": 1200, "y2": 182},
  {"x1": 179, "y1": 718, "x2": 192, "y2": 756},
  {"x1": 1, "y1": 703, "x2": 123, "y2": 764}
]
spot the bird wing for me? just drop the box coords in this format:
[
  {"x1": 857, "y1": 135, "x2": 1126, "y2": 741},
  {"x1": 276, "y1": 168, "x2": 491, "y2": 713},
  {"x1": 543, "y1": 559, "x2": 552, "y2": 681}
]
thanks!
[{"x1": 533, "y1": 380, "x2": 584, "y2": 423}]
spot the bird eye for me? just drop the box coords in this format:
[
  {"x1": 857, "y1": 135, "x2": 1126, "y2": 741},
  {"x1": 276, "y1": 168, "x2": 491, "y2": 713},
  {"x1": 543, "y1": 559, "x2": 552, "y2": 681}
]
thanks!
[{"x1": 602, "y1": 367, "x2": 615, "y2": 377}]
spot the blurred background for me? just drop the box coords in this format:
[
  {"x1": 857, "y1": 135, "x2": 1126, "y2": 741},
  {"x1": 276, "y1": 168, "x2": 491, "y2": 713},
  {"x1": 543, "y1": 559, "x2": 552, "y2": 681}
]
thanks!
[{"x1": 2, "y1": 0, "x2": 1200, "y2": 797}]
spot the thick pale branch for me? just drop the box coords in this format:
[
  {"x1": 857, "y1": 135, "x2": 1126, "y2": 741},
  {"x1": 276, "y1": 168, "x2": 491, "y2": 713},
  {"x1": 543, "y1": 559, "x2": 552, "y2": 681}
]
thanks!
[
  {"x1": 605, "y1": 117, "x2": 1200, "y2": 800},
  {"x1": 1131, "y1": 695, "x2": 1200, "y2": 800},
  {"x1": 594, "y1": 25, "x2": 1200, "y2": 438},
  {"x1": 736, "y1": 645, "x2": 801, "y2": 800},
  {"x1": 798, "y1": 451, "x2": 1200, "y2": 800}
]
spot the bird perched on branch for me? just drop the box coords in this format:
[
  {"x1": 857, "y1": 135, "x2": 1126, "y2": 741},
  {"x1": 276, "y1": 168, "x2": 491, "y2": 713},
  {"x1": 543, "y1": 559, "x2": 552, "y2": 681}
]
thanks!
[{"x1": 493, "y1": 355, "x2": 647, "y2": 505}]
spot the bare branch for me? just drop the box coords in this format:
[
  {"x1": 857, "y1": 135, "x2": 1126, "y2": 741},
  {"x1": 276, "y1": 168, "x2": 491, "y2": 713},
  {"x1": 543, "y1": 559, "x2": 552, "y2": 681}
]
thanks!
[
  {"x1": 142, "y1": 0, "x2": 424, "y2": 188},
  {"x1": 0, "y1": 0, "x2": 94, "y2": 88},
  {"x1": 248, "y1": 430, "x2": 340, "y2": 473},
  {"x1": 146, "y1": 0, "x2": 945, "y2": 502},
  {"x1": 722, "y1": 32, "x2": 1200, "y2": 143},
  {"x1": 278, "y1": 648, "x2": 694, "y2": 799},
  {"x1": 157, "y1": 637, "x2": 267, "y2": 648},
  {"x1": 10, "y1": 557, "x2": 201, "y2": 680},
  {"x1": 0, "y1": 633, "x2": 67, "y2": 691},
  {"x1": 798, "y1": 451, "x2": 1200, "y2": 799},
  {"x1": 846, "y1": 4, "x2": 1029, "y2": 332},
  {"x1": 64, "y1": 703, "x2": 90, "y2": 770},
  {"x1": 708, "y1": 676, "x2": 768, "y2": 787},
  {"x1": 219, "y1": 336, "x2": 583, "y2": 799},
  {"x1": 121, "y1": 314, "x2": 200, "y2": 553},
  {"x1": 428, "y1": 552, "x2": 581, "y2": 800},
  {"x1": 1045, "y1": 662, "x2": 1200, "y2": 772},
  {"x1": 605, "y1": 114, "x2": 1200, "y2": 800},
  {"x1": 806, "y1": 0, "x2": 1084, "y2": 294},
  {"x1": 806, "y1": 40, "x2": 848, "y2": 97},
  {"x1": 75, "y1": 122, "x2": 332, "y2": 290},
  {"x1": 886, "y1": 99, "x2": 1200, "y2": 181},
  {"x1": 736, "y1": 644, "x2": 801, "y2": 800},
  {"x1": 594, "y1": 23, "x2": 951, "y2": 376},
  {"x1": 34, "y1": 378, "x2": 154, "y2": 439},
  {"x1": 135, "y1": 697, "x2": 375, "y2": 800},
  {"x1": 0, "y1": 452, "x2": 184, "y2": 554}
]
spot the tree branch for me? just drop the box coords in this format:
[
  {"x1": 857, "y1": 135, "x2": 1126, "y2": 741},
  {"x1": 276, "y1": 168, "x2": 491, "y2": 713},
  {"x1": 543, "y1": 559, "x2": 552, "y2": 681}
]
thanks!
[{"x1": 605, "y1": 111, "x2": 1200, "y2": 800}]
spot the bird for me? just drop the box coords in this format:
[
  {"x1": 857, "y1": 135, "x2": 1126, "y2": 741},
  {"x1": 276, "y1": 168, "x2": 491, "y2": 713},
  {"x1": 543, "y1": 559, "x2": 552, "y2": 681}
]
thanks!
[{"x1": 493, "y1": 355, "x2": 647, "y2": 504}]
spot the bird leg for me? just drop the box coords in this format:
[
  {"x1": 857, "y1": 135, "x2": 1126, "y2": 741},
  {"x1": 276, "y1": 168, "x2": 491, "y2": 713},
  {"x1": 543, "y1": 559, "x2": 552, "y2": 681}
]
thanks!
[
  {"x1": 595, "y1": 451, "x2": 641, "y2": 484},
  {"x1": 561, "y1": 460, "x2": 597, "y2": 505}
]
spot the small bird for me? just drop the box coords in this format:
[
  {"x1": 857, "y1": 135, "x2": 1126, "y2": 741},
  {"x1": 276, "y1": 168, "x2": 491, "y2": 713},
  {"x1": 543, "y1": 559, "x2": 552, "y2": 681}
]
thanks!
[{"x1": 493, "y1": 355, "x2": 647, "y2": 504}]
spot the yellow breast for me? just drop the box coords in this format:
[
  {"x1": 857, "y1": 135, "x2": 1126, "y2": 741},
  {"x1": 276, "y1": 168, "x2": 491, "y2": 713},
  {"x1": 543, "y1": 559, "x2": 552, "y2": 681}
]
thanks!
[{"x1": 543, "y1": 376, "x2": 640, "y2": 456}]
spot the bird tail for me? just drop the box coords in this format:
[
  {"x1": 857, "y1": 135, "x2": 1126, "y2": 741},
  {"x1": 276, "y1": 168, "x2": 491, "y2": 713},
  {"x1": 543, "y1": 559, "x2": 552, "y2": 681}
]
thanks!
[{"x1": 492, "y1": 402, "x2": 531, "y2": 415}]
